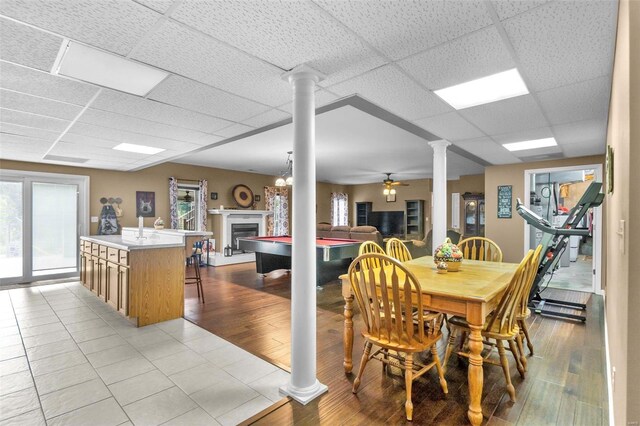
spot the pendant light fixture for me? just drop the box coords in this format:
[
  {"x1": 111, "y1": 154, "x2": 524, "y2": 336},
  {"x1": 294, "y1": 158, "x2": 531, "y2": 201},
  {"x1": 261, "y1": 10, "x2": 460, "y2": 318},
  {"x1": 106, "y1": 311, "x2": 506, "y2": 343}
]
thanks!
[{"x1": 275, "y1": 151, "x2": 293, "y2": 187}]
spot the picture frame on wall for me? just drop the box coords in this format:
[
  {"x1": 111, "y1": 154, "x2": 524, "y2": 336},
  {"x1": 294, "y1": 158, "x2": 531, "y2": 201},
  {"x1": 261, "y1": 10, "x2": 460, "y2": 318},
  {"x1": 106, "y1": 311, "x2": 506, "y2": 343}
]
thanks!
[
  {"x1": 386, "y1": 194, "x2": 396, "y2": 203},
  {"x1": 136, "y1": 191, "x2": 155, "y2": 217},
  {"x1": 255, "y1": 195, "x2": 261, "y2": 202},
  {"x1": 497, "y1": 185, "x2": 512, "y2": 219}
]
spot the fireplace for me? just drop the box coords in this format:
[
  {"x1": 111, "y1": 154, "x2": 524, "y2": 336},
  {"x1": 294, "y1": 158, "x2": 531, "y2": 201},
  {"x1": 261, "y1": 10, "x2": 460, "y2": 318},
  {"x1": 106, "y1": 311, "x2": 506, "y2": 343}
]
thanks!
[{"x1": 231, "y1": 223, "x2": 259, "y2": 253}]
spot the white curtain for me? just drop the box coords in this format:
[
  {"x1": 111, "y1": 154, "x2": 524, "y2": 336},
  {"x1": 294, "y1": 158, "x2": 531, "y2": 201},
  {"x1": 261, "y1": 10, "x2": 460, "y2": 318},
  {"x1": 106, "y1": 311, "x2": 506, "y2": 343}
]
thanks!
[
  {"x1": 331, "y1": 192, "x2": 349, "y2": 226},
  {"x1": 198, "y1": 179, "x2": 207, "y2": 231}
]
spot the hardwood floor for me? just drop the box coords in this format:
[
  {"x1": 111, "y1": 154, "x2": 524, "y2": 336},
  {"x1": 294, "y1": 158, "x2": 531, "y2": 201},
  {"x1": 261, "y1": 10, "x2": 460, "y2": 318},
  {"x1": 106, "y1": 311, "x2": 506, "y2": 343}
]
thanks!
[{"x1": 183, "y1": 263, "x2": 608, "y2": 425}]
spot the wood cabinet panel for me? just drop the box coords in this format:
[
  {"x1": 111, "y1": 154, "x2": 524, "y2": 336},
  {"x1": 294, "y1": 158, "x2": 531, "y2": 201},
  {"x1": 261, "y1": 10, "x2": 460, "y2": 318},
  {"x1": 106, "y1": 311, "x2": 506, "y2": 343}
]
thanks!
[
  {"x1": 106, "y1": 261, "x2": 119, "y2": 310},
  {"x1": 97, "y1": 258, "x2": 107, "y2": 301},
  {"x1": 118, "y1": 266, "x2": 129, "y2": 316}
]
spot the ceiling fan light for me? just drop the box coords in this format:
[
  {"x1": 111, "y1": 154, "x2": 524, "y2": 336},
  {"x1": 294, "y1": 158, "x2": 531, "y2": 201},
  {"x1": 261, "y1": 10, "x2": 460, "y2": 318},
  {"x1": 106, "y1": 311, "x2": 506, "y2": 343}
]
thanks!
[
  {"x1": 383, "y1": 188, "x2": 390, "y2": 195},
  {"x1": 390, "y1": 188, "x2": 397, "y2": 195},
  {"x1": 275, "y1": 177, "x2": 286, "y2": 187},
  {"x1": 285, "y1": 176, "x2": 293, "y2": 186}
]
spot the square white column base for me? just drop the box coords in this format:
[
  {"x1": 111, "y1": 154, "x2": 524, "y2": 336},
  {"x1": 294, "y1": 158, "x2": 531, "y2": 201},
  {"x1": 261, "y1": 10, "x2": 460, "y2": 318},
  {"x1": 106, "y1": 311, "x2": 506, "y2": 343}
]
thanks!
[{"x1": 279, "y1": 380, "x2": 328, "y2": 405}]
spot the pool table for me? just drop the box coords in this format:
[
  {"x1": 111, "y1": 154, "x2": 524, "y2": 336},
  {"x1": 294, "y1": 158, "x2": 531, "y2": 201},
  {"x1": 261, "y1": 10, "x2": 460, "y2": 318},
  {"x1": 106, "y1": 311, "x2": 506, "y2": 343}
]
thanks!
[{"x1": 237, "y1": 236, "x2": 361, "y2": 285}]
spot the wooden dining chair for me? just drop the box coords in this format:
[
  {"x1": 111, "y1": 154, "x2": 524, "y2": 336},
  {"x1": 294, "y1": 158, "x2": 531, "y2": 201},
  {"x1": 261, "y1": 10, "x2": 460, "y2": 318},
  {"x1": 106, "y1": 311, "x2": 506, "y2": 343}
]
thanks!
[
  {"x1": 349, "y1": 253, "x2": 448, "y2": 421},
  {"x1": 443, "y1": 249, "x2": 535, "y2": 402},
  {"x1": 358, "y1": 241, "x2": 387, "y2": 270},
  {"x1": 457, "y1": 237, "x2": 503, "y2": 262},
  {"x1": 516, "y1": 245, "x2": 543, "y2": 359},
  {"x1": 185, "y1": 240, "x2": 205, "y2": 303},
  {"x1": 385, "y1": 238, "x2": 412, "y2": 262}
]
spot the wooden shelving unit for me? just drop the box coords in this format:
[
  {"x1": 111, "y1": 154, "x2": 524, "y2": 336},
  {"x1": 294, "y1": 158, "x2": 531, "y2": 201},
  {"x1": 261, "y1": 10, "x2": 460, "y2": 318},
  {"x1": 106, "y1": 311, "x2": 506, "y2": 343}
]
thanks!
[
  {"x1": 355, "y1": 202, "x2": 372, "y2": 226},
  {"x1": 405, "y1": 200, "x2": 425, "y2": 240}
]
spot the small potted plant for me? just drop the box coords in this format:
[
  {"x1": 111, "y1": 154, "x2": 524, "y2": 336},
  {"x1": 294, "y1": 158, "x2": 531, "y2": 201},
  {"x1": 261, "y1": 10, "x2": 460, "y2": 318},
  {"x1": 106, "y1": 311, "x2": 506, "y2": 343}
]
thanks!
[{"x1": 434, "y1": 238, "x2": 463, "y2": 272}]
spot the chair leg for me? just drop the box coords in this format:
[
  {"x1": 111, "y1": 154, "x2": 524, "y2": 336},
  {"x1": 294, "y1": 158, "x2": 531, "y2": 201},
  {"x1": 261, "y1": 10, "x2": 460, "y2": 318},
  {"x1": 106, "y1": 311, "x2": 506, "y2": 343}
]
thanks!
[
  {"x1": 352, "y1": 341, "x2": 372, "y2": 393},
  {"x1": 404, "y1": 354, "x2": 414, "y2": 421},
  {"x1": 520, "y1": 319, "x2": 534, "y2": 355},
  {"x1": 443, "y1": 328, "x2": 458, "y2": 371},
  {"x1": 431, "y1": 345, "x2": 448, "y2": 395},
  {"x1": 515, "y1": 332, "x2": 527, "y2": 372},
  {"x1": 508, "y1": 339, "x2": 525, "y2": 378},
  {"x1": 195, "y1": 261, "x2": 204, "y2": 304},
  {"x1": 497, "y1": 340, "x2": 516, "y2": 402}
]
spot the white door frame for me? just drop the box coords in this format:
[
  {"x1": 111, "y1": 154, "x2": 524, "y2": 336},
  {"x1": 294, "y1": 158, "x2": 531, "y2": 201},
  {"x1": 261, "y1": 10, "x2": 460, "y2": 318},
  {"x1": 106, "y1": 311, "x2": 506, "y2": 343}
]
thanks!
[
  {"x1": 0, "y1": 169, "x2": 89, "y2": 285},
  {"x1": 523, "y1": 164, "x2": 603, "y2": 295}
]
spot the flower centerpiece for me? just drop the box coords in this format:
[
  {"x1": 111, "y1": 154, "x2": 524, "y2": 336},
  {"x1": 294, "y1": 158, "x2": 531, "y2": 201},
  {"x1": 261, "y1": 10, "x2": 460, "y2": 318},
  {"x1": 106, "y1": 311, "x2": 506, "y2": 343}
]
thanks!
[
  {"x1": 153, "y1": 217, "x2": 165, "y2": 230},
  {"x1": 434, "y1": 237, "x2": 463, "y2": 272}
]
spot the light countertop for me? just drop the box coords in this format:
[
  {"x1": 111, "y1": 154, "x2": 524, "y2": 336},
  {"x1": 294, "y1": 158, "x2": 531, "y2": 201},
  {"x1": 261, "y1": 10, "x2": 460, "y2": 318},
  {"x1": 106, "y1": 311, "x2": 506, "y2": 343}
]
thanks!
[{"x1": 81, "y1": 235, "x2": 184, "y2": 250}]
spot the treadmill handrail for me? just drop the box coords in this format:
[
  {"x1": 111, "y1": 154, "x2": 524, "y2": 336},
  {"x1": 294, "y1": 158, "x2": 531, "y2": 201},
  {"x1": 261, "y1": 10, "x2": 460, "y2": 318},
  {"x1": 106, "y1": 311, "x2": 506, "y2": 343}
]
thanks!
[{"x1": 515, "y1": 199, "x2": 589, "y2": 236}]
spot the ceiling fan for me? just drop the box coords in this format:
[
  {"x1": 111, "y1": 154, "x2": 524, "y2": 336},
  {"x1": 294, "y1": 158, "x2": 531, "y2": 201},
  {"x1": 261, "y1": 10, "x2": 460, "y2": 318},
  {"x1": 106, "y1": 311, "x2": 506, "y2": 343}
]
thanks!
[
  {"x1": 179, "y1": 190, "x2": 193, "y2": 203},
  {"x1": 382, "y1": 173, "x2": 408, "y2": 195}
]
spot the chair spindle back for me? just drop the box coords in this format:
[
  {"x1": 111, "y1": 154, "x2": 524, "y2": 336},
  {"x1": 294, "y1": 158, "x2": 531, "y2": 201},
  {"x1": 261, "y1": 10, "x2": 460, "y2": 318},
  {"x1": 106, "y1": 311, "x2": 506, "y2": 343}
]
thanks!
[
  {"x1": 358, "y1": 241, "x2": 387, "y2": 270},
  {"x1": 385, "y1": 238, "x2": 412, "y2": 262},
  {"x1": 458, "y1": 237, "x2": 503, "y2": 262}
]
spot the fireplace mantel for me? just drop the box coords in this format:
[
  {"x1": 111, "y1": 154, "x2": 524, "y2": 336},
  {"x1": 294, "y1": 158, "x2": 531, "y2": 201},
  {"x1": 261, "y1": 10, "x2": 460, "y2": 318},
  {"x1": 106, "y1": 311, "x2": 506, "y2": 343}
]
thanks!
[{"x1": 207, "y1": 209, "x2": 272, "y2": 266}]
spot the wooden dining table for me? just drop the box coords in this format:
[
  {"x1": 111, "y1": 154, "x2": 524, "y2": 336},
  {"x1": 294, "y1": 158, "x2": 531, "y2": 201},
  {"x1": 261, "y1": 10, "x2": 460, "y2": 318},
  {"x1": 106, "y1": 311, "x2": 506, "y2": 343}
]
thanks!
[{"x1": 340, "y1": 256, "x2": 519, "y2": 426}]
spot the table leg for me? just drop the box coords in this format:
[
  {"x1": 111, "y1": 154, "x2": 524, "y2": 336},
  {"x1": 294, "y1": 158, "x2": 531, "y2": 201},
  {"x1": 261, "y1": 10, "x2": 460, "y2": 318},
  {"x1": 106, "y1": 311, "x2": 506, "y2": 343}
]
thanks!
[
  {"x1": 343, "y1": 294, "x2": 354, "y2": 374},
  {"x1": 467, "y1": 324, "x2": 484, "y2": 426}
]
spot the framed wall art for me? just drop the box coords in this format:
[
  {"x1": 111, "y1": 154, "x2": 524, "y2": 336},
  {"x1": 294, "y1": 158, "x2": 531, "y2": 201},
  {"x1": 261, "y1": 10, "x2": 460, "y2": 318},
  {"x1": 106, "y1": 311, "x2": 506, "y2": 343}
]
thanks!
[{"x1": 136, "y1": 191, "x2": 155, "y2": 217}]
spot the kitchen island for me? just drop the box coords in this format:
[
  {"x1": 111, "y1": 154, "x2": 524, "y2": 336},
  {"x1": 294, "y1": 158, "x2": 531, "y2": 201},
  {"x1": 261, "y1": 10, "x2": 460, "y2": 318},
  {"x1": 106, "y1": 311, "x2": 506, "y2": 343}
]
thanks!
[{"x1": 80, "y1": 234, "x2": 185, "y2": 327}]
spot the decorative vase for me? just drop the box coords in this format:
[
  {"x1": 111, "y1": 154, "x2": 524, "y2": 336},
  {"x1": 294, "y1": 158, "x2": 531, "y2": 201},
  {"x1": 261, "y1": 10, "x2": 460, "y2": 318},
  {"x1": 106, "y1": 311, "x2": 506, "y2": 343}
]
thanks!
[
  {"x1": 153, "y1": 217, "x2": 165, "y2": 230},
  {"x1": 434, "y1": 237, "x2": 463, "y2": 272}
]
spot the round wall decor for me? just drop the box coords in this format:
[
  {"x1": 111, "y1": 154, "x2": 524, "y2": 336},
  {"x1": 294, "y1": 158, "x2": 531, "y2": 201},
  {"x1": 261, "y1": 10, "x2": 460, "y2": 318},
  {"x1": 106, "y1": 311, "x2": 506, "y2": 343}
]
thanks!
[{"x1": 232, "y1": 184, "x2": 254, "y2": 208}]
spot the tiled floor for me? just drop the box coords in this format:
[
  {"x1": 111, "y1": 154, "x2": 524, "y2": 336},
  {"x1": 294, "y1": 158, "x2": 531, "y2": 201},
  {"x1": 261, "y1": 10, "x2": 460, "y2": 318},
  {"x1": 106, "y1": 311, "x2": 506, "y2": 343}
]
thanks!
[
  {"x1": 545, "y1": 256, "x2": 593, "y2": 293},
  {"x1": 0, "y1": 282, "x2": 290, "y2": 426}
]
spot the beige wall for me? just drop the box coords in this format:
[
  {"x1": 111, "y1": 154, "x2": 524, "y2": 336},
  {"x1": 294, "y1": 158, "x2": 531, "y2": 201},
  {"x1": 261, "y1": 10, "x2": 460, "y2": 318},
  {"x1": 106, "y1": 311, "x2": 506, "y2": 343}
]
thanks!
[
  {"x1": 484, "y1": 155, "x2": 604, "y2": 263},
  {"x1": 605, "y1": 0, "x2": 640, "y2": 423}
]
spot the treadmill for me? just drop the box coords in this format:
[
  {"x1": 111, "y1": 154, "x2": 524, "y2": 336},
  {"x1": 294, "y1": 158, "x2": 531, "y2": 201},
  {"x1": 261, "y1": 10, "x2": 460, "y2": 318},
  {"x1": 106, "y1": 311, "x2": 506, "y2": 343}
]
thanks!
[{"x1": 516, "y1": 181, "x2": 604, "y2": 322}]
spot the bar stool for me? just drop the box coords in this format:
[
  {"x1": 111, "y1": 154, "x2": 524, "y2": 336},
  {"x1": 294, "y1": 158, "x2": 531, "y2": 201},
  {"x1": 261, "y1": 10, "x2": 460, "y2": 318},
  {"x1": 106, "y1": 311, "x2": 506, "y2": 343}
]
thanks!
[{"x1": 185, "y1": 241, "x2": 205, "y2": 303}]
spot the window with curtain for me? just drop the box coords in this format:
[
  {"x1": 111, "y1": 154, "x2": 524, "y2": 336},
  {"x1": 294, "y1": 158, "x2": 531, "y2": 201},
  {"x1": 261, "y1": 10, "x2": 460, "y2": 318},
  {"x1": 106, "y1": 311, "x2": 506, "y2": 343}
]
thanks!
[
  {"x1": 169, "y1": 178, "x2": 207, "y2": 231},
  {"x1": 331, "y1": 192, "x2": 349, "y2": 226},
  {"x1": 265, "y1": 186, "x2": 289, "y2": 236}
]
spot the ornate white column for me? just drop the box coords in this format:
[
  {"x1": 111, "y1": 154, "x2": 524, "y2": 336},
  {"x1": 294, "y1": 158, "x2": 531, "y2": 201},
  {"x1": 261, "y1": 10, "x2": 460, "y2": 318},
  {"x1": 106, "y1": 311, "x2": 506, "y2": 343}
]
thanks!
[
  {"x1": 429, "y1": 140, "x2": 451, "y2": 251},
  {"x1": 280, "y1": 64, "x2": 328, "y2": 404}
]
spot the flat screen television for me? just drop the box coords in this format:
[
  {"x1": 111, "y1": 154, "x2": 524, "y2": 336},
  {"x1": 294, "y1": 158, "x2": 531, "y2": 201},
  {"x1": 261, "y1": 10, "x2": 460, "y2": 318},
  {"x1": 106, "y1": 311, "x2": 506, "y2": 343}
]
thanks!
[{"x1": 367, "y1": 211, "x2": 405, "y2": 237}]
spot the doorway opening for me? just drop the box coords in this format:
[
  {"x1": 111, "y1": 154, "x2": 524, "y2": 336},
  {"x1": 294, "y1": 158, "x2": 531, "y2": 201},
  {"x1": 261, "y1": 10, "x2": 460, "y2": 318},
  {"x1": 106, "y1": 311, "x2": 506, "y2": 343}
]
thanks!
[
  {"x1": 523, "y1": 164, "x2": 603, "y2": 295},
  {"x1": 177, "y1": 185, "x2": 200, "y2": 231}
]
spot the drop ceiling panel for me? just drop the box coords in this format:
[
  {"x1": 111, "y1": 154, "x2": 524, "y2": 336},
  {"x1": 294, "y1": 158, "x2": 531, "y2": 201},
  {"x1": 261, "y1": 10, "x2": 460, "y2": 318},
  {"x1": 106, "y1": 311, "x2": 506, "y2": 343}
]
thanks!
[
  {"x1": 171, "y1": 0, "x2": 384, "y2": 75},
  {"x1": 0, "y1": 17, "x2": 62, "y2": 72},
  {"x1": 78, "y1": 109, "x2": 214, "y2": 146},
  {"x1": 0, "y1": 133, "x2": 51, "y2": 157},
  {"x1": 490, "y1": 0, "x2": 550, "y2": 21},
  {"x1": 242, "y1": 109, "x2": 290, "y2": 129},
  {"x1": 276, "y1": 90, "x2": 340, "y2": 114},
  {"x1": 92, "y1": 89, "x2": 232, "y2": 134},
  {"x1": 508, "y1": 145, "x2": 563, "y2": 159},
  {"x1": 453, "y1": 137, "x2": 522, "y2": 165},
  {"x1": 537, "y1": 76, "x2": 611, "y2": 126},
  {"x1": 315, "y1": 0, "x2": 492, "y2": 61},
  {"x1": 131, "y1": 21, "x2": 292, "y2": 107},
  {"x1": 52, "y1": 140, "x2": 149, "y2": 161},
  {"x1": 560, "y1": 140, "x2": 606, "y2": 157},
  {"x1": 0, "y1": 62, "x2": 99, "y2": 106},
  {"x1": 147, "y1": 75, "x2": 271, "y2": 122},
  {"x1": 214, "y1": 123, "x2": 255, "y2": 139},
  {"x1": 134, "y1": 0, "x2": 173, "y2": 14},
  {"x1": 0, "y1": 122, "x2": 60, "y2": 142},
  {"x1": 503, "y1": 0, "x2": 617, "y2": 91},
  {"x1": 398, "y1": 26, "x2": 515, "y2": 91},
  {"x1": 553, "y1": 119, "x2": 607, "y2": 147},
  {"x1": 0, "y1": 89, "x2": 83, "y2": 120},
  {"x1": 490, "y1": 126, "x2": 554, "y2": 145},
  {"x1": 329, "y1": 65, "x2": 452, "y2": 121},
  {"x1": 413, "y1": 112, "x2": 485, "y2": 141},
  {"x1": 459, "y1": 95, "x2": 548, "y2": 135},
  {"x1": 66, "y1": 121, "x2": 201, "y2": 152},
  {"x1": 0, "y1": 0, "x2": 161, "y2": 55},
  {"x1": 0, "y1": 108, "x2": 69, "y2": 132}
]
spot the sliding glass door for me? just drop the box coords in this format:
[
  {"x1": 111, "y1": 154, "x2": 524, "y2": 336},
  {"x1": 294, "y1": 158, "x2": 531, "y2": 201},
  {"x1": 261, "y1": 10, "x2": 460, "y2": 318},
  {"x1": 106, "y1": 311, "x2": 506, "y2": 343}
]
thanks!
[{"x1": 0, "y1": 171, "x2": 88, "y2": 285}]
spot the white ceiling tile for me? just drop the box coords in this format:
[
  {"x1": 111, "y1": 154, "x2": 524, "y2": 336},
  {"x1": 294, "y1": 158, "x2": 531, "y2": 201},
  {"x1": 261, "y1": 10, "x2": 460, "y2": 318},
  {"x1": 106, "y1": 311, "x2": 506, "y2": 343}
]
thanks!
[
  {"x1": 510, "y1": 145, "x2": 564, "y2": 159},
  {"x1": 276, "y1": 89, "x2": 340, "y2": 114},
  {"x1": 319, "y1": 55, "x2": 388, "y2": 89},
  {"x1": 0, "y1": 133, "x2": 51, "y2": 157},
  {"x1": 214, "y1": 123, "x2": 255, "y2": 139},
  {"x1": 553, "y1": 119, "x2": 607, "y2": 147},
  {"x1": 171, "y1": 0, "x2": 384, "y2": 76},
  {"x1": 242, "y1": 109, "x2": 290, "y2": 129},
  {"x1": 66, "y1": 121, "x2": 200, "y2": 151},
  {"x1": 398, "y1": 26, "x2": 515, "y2": 91},
  {"x1": 453, "y1": 137, "x2": 522, "y2": 165},
  {"x1": 560, "y1": 140, "x2": 606, "y2": 157},
  {"x1": 52, "y1": 140, "x2": 145, "y2": 161},
  {"x1": 413, "y1": 112, "x2": 485, "y2": 141},
  {"x1": 147, "y1": 75, "x2": 271, "y2": 122},
  {"x1": 0, "y1": 17, "x2": 62, "y2": 72},
  {"x1": 490, "y1": 126, "x2": 554, "y2": 145},
  {"x1": 490, "y1": 0, "x2": 550, "y2": 21},
  {"x1": 78, "y1": 109, "x2": 213, "y2": 146},
  {"x1": 459, "y1": 95, "x2": 548, "y2": 135},
  {"x1": 503, "y1": 0, "x2": 617, "y2": 91},
  {"x1": 329, "y1": 65, "x2": 452, "y2": 121},
  {"x1": 315, "y1": 0, "x2": 493, "y2": 60},
  {"x1": 92, "y1": 89, "x2": 232, "y2": 134},
  {"x1": 0, "y1": 61, "x2": 99, "y2": 106},
  {"x1": 0, "y1": 89, "x2": 83, "y2": 120},
  {"x1": 133, "y1": 0, "x2": 174, "y2": 14},
  {"x1": 0, "y1": 122, "x2": 60, "y2": 142},
  {"x1": 131, "y1": 21, "x2": 292, "y2": 107},
  {"x1": 537, "y1": 76, "x2": 611, "y2": 126},
  {"x1": 0, "y1": 108, "x2": 69, "y2": 132},
  {"x1": 0, "y1": 0, "x2": 161, "y2": 56}
]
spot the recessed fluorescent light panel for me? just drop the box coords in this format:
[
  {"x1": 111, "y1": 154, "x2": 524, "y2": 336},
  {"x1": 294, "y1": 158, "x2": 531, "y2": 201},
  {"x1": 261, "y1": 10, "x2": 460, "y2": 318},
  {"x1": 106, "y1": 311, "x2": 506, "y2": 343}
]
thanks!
[
  {"x1": 113, "y1": 143, "x2": 165, "y2": 155},
  {"x1": 56, "y1": 42, "x2": 168, "y2": 96},
  {"x1": 434, "y1": 68, "x2": 529, "y2": 110},
  {"x1": 503, "y1": 137, "x2": 557, "y2": 152}
]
